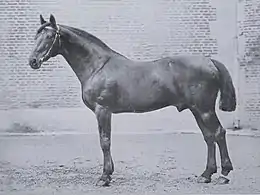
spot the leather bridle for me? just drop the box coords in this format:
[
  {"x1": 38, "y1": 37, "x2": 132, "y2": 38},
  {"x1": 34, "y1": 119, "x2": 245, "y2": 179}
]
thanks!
[{"x1": 39, "y1": 25, "x2": 61, "y2": 63}]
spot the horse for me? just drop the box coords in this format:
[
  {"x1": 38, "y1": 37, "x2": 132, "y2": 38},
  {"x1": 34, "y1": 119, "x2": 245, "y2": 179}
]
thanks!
[{"x1": 29, "y1": 14, "x2": 236, "y2": 186}]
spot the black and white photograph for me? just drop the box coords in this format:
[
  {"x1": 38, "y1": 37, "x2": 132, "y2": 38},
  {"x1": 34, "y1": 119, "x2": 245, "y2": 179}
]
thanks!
[{"x1": 0, "y1": 0, "x2": 260, "y2": 194}]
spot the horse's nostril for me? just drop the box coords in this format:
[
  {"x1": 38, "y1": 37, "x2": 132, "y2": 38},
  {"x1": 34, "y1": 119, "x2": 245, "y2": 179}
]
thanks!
[
  {"x1": 29, "y1": 58, "x2": 40, "y2": 69},
  {"x1": 30, "y1": 58, "x2": 37, "y2": 66}
]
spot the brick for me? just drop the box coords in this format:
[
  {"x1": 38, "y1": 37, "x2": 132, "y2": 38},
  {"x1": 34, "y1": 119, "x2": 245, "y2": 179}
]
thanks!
[{"x1": 239, "y1": 0, "x2": 260, "y2": 129}]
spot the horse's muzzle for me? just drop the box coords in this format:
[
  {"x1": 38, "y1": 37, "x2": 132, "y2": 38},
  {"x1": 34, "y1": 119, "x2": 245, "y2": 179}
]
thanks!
[{"x1": 29, "y1": 58, "x2": 41, "y2": 69}]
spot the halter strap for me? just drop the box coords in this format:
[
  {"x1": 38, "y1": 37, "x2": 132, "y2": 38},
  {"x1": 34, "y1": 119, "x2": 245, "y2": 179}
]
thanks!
[{"x1": 39, "y1": 25, "x2": 61, "y2": 63}]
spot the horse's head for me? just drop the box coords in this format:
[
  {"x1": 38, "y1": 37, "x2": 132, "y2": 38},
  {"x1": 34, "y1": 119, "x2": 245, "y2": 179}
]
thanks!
[{"x1": 29, "y1": 14, "x2": 61, "y2": 69}]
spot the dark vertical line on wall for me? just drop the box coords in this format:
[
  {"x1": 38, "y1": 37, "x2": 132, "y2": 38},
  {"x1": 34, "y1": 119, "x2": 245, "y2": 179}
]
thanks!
[{"x1": 233, "y1": 0, "x2": 241, "y2": 129}]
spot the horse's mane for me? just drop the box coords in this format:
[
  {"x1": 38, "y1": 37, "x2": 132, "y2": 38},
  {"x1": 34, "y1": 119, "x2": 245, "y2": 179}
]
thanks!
[
  {"x1": 36, "y1": 22, "x2": 124, "y2": 56},
  {"x1": 60, "y1": 25, "x2": 112, "y2": 51}
]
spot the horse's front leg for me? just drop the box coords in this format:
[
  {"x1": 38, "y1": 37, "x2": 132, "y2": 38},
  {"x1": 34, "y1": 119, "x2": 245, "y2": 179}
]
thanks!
[{"x1": 95, "y1": 105, "x2": 114, "y2": 187}]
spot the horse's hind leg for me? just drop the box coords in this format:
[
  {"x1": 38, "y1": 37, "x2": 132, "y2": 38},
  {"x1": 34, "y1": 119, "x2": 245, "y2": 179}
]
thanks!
[
  {"x1": 205, "y1": 112, "x2": 233, "y2": 184},
  {"x1": 215, "y1": 120, "x2": 233, "y2": 182},
  {"x1": 191, "y1": 108, "x2": 217, "y2": 183},
  {"x1": 191, "y1": 107, "x2": 233, "y2": 184}
]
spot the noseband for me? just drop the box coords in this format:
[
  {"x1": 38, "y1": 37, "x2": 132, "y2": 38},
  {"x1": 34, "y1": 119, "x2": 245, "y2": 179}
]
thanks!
[{"x1": 39, "y1": 25, "x2": 61, "y2": 63}]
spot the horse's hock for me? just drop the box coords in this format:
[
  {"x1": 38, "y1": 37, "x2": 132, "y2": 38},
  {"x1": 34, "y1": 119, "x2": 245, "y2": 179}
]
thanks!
[{"x1": 0, "y1": 0, "x2": 260, "y2": 131}]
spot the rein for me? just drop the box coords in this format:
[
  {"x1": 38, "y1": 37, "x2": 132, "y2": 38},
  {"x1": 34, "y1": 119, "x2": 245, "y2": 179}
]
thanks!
[{"x1": 39, "y1": 25, "x2": 61, "y2": 63}]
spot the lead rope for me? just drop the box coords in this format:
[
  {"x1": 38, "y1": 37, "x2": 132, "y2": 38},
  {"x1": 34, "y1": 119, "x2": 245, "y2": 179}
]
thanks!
[{"x1": 39, "y1": 25, "x2": 61, "y2": 63}]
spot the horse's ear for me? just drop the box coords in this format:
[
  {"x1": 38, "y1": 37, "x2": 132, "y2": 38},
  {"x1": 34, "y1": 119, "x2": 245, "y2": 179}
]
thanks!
[
  {"x1": 49, "y1": 14, "x2": 57, "y2": 28},
  {"x1": 40, "y1": 14, "x2": 46, "y2": 25}
]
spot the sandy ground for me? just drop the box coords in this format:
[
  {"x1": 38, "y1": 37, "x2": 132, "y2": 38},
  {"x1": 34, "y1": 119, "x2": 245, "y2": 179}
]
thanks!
[{"x1": 0, "y1": 132, "x2": 260, "y2": 195}]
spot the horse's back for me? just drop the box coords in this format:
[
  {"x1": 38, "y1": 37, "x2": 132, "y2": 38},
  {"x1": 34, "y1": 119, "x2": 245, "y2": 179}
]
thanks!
[{"x1": 120, "y1": 55, "x2": 218, "y2": 78}]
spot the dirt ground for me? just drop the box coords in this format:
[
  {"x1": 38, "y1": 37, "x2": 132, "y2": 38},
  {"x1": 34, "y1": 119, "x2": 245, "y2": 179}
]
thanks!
[{"x1": 0, "y1": 132, "x2": 260, "y2": 195}]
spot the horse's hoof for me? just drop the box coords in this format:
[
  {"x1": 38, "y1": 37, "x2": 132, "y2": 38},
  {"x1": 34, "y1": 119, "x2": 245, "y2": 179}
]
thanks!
[
  {"x1": 215, "y1": 176, "x2": 229, "y2": 185},
  {"x1": 96, "y1": 175, "x2": 111, "y2": 187},
  {"x1": 197, "y1": 175, "x2": 211, "y2": 183}
]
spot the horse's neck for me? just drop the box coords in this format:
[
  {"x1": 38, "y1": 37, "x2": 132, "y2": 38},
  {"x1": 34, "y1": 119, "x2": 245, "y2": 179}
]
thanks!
[{"x1": 59, "y1": 27, "x2": 112, "y2": 84}]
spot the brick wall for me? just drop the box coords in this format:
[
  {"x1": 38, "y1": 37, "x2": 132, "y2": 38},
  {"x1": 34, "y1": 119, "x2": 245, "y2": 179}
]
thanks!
[
  {"x1": 238, "y1": 0, "x2": 260, "y2": 129},
  {"x1": 6, "y1": 0, "x2": 260, "y2": 130},
  {"x1": 0, "y1": 0, "x2": 218, "y2": 110},
  {"x1": 0, "y1": 0, "x2": 81, "y2": 109}
]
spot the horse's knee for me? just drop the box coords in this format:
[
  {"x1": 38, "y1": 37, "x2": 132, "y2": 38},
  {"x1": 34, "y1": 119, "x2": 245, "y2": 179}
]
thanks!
[{"x1": 100, "y1": 137, "x2": 111, "y2": 151}]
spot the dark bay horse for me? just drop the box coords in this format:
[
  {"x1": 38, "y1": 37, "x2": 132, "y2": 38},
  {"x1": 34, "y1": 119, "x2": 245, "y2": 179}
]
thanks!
[{"x1": 29, "y1": 14, "x2": 236, "y2": 186}]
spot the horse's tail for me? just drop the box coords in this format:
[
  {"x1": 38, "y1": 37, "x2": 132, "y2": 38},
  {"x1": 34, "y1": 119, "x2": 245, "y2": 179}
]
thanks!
[{"x1": 211, "y1": 59, "x2": 236, "y2": 112}]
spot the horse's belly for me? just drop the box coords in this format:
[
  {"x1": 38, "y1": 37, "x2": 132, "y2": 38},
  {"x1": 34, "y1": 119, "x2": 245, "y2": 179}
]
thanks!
[
  {"x1": 112, "y1": 98, "x2": 172, "y2": 113},
  {"x1": 111, "y1": 85, "x2": 177, "y2": 113}
]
